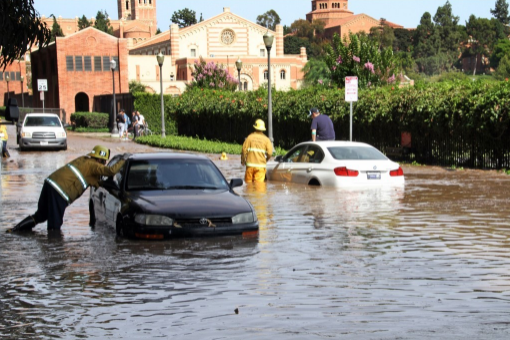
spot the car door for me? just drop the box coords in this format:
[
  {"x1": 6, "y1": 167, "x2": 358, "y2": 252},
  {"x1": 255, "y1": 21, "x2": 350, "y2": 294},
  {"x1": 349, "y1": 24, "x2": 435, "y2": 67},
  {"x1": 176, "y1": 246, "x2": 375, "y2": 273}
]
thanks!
[
  {"x1": 271, "y1": 145, "x2": 308, "y2": 183},
  {"x1": 286, "y1": 145, "x2": 325, "y2": 184},
  {"x1": 103, "y1": 157, "x2": 124, "y2": 224}
]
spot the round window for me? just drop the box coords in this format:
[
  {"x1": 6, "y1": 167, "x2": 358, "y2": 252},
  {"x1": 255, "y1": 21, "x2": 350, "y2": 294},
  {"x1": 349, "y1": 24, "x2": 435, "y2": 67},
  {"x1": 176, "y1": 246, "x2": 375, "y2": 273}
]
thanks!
[{"x1": 221, "y1": 29, "x2": 235, "y2": 45}]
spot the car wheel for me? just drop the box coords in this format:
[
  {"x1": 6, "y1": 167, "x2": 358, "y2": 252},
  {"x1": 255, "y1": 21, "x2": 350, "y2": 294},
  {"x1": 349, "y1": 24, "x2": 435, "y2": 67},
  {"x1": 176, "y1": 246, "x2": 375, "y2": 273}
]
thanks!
[
  {"x1": 62, "y1": 144, "x2": 68, "y2": 151},
  {"x1": 89, "y1": 201, "x2": 96, "y2": 228},
  {"x1": 19, "y1": 144, "x2": 25, "y2": 152}
]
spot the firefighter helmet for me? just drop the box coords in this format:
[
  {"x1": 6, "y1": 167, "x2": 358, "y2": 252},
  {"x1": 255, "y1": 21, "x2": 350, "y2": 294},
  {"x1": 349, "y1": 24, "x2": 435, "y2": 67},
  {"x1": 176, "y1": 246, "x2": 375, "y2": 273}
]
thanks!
[
  {"x1": 89, "y1": 145, "x2": 110, "y2": 161},
  {"x1": 253, "y1": 119, "x2": 266, "y2": 131}
]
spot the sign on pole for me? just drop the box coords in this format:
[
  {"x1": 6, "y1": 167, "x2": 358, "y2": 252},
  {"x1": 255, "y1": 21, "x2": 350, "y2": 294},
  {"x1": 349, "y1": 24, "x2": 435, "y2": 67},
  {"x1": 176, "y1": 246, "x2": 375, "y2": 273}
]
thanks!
[
  {"x1": 345, "y1": 76, "x2": 358, "y2": 141},
  {"x1": 345, "y1": 76, "x2": 358, "y2": 102},
  {"x1": 37, "y1": 79, "x2": 48, "y2": 92}
]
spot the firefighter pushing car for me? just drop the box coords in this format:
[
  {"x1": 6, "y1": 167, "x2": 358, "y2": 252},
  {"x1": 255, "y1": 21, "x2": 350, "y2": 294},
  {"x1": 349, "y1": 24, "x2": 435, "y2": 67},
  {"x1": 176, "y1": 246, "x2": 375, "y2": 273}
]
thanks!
[{"x1": 7, "y1": 145, "x2": 130, "y2": 233}]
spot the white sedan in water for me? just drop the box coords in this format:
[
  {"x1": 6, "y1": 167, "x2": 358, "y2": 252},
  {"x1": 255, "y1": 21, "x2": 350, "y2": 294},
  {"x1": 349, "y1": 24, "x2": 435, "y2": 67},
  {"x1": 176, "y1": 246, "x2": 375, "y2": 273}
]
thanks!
[{"x1": 266, "y1": 141, "x2": 404, "y2": 187}]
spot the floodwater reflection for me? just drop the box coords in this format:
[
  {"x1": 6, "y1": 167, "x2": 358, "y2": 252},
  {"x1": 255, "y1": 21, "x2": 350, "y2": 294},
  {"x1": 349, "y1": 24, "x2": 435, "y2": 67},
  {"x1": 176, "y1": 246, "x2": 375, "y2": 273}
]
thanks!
[{"x1": 2, "y1": 134, "x2": 510, "y2": 339}]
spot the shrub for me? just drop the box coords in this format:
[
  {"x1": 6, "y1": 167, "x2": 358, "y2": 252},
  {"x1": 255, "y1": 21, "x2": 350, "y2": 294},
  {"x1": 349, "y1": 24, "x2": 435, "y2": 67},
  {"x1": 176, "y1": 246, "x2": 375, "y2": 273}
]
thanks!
[
  {"x1": 186, "y1": 56, "x2": 238, "y2": 91},
  {"x1": 70, "y1": 112, "x2": 109, "y2": 129}
]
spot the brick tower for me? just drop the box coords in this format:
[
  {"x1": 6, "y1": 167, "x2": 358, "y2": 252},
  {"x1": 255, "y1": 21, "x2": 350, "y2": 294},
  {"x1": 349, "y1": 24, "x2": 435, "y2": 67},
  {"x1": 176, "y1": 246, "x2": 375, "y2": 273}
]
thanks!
[
  {"x1": 306, "y1": 0, "x2": 354, "y2": 25},
  {"x1": 118, "y1": 0, "x2": 157, "y2": 25}
]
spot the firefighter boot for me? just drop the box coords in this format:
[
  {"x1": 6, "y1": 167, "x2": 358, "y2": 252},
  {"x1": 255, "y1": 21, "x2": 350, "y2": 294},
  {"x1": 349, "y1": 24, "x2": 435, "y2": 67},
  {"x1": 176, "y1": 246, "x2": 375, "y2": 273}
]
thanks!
[
  {"x1": 3, "y1": 149, "x2": 10, "y2": 158},
  {"x1": 8, "y1": 216, "x2": 37, "y2": 233}
]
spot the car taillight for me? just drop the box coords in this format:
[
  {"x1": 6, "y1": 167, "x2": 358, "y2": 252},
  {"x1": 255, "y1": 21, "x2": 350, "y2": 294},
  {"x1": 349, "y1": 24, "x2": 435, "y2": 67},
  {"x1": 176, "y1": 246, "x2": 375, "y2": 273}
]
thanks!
[
  {"x1": 390, "y1": 167, "x2": 404, "y2": 177},
  {"x1": 334, "y1": 166, "x2": 359, "y2": 177}
]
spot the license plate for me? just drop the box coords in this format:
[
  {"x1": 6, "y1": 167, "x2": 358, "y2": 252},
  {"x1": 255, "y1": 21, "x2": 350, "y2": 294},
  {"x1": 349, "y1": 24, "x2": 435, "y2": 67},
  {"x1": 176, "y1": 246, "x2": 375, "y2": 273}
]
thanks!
[
  {"x1": 40, "y1": 141, "x2": 48, "y2": 145},
  {"x1": 367, "y1": 172, "x2": 381, "y2": 180}
]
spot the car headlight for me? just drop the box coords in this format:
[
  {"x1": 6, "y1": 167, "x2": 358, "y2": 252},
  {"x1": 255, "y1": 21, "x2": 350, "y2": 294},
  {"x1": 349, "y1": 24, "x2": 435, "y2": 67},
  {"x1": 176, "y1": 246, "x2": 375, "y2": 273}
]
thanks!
[
  {"x1": 21, "y1": 131, "x2": 32, "y2": 138},
  {"x1": 134, "y1": 214, "x2": 173, "y2": 226},
  {"x1": 232, "y1": 212, "x2": 255, "y2": 224},
  {"x1": 57, "y1": 131, "x2": 66, "y2": 138}
]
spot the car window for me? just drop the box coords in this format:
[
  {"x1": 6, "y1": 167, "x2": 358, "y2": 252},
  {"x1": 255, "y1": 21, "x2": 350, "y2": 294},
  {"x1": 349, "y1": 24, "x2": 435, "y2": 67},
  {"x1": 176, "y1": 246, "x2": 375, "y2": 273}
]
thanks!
[
  {"x1": 303, "y1": 145, "x2": 325, "y2": 163},
  {"x1": 101, "y1": 156, "x2": 123, "y2": 182},
  {"x1": 24, "y1": 116, "x2": 62, "y2": 127},
  {"x1": 126, "y1": 159, "x2": 229, "y2": 191},
  {"x1": 283, "y1": 146, "x2": 307, "y2": 163},
  {"x1": 328, "y1": 146, "x2": 388, "y2": 160}
]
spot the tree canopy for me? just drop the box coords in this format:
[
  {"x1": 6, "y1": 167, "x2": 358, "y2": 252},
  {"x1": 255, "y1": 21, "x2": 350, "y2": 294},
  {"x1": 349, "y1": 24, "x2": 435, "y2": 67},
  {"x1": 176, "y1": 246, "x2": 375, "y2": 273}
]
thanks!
[
  {"x1": 94, "y1": 10, "x2": 114, "y2": 35},
  {"x1": 171, "y1": 8, "x2": 197, "y2": 28},
  {"x1": 187, "y1": 57, "x2": 238, "y2": 91},
  {"x1": 256, "y1": 10, "x2": 281, "y2": 30},
  {"x1": 50, "y1": 15, "x2": 64, "y2": 42},
  {"x1": 491, "y1": 0, "x2": 510, "y2": 25},
  {"x1": 78, "y1": 15, "x2": 92, "y2": 30},
  {"x1": 323, "y1": 32, "x2": 398, "y2": 89},
  {"x1": 0, "y1": 0, "x2": 51, "y2": 69}
]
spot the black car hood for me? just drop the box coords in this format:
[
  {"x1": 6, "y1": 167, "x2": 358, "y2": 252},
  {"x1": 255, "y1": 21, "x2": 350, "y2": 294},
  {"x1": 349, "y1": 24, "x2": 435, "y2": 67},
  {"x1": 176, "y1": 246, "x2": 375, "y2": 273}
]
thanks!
[{"x1": 126, "y1": 189, "x2": 252, "y2": 217}]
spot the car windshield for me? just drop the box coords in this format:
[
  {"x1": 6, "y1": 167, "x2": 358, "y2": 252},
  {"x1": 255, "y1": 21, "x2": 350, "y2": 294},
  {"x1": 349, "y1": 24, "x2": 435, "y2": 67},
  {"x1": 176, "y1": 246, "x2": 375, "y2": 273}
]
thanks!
[
  {"x1": 126, "y1": 158, "x2": 229, "y2": 191},
  {"x1": 328, "y1": 146, "x2": 388, "y2": 160},
  {"x1": 24, "y1": 116, "x2": 61, "y2": 127}
]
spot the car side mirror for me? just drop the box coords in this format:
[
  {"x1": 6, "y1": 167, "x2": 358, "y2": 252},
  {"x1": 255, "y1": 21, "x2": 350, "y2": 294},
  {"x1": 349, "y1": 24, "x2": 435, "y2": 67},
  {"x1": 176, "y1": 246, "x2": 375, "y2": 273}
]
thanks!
[
  {"x1": 230, "y1": 178, "x2": 243, "y2": 188},
  {"x1": 275, "y1": 155, "x2": 283, "y2": 162}
]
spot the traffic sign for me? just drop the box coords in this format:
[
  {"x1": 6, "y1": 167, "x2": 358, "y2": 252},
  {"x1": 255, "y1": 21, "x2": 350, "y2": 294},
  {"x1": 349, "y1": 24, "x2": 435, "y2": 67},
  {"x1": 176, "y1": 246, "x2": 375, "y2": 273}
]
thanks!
[
  {"x1": 38, "y1": 79, "x2": 48, "y2": 92},
  {"x1": 345, "y1": 76, "x2": 358, "y2": 102}
]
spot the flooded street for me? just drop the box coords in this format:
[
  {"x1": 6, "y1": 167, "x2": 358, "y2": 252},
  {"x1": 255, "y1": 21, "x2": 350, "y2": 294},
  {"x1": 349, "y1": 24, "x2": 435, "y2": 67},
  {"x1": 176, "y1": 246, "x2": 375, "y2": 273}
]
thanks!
[{"x1": 2, "y1": 130, "x2": 510, "y2": 339}]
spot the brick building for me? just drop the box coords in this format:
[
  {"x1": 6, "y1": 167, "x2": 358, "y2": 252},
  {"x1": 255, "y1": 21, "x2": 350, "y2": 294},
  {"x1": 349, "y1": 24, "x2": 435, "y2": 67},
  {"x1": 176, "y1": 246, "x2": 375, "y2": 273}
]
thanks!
[
  {"x1": 1, "y1": 60, "x2": 28, "y2": 106},
  {"x1": 40, "y1": 0, "x2": 157, "y2": 49},
  {"x1": 30, "y1": 27, "x2": 129, "y2": 118},
  {"x1": 306, "y1": 0, "x2": 403, "y2": 39}
]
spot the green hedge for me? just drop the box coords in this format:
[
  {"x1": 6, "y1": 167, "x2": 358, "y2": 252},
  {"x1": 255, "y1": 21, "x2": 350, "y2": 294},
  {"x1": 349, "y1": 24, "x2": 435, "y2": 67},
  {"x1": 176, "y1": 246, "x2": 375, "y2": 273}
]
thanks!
[
  {"x1": 70, "y1": 112, "x2": 109, "y2": 129},
  {"x1": 132, "y1": 93, "x2": 177, "y2": 136},
  {"x1": 133, "y1": 80, "x2": 510, "y2": 167}
]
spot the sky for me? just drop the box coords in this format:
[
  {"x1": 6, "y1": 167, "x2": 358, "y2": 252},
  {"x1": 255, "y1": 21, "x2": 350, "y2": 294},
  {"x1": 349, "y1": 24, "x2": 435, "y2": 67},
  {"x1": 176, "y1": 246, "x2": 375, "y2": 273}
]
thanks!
[{"x1": 34, "y1": 0, "x2": 495, "y2": 30}]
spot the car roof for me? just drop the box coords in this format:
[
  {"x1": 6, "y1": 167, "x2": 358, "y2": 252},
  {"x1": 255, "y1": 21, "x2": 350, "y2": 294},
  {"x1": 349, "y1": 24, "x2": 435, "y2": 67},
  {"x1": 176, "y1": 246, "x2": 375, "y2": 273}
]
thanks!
[
  {"x1": 123, "y1": 152, "x2": 210, "y2": 161},
  {"x1": 25, "y1": 113, "x2": 60, "y2": 118},
  {"x1": 295, "y1": 140, "x2": 375, "y2": 148}
]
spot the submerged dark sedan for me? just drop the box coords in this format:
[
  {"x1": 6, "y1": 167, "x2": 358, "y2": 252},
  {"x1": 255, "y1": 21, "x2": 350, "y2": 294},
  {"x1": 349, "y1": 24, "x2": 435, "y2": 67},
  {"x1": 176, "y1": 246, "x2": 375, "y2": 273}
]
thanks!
[{"x1": 89, "y1": 153, "x2": 258, "y2": 239}]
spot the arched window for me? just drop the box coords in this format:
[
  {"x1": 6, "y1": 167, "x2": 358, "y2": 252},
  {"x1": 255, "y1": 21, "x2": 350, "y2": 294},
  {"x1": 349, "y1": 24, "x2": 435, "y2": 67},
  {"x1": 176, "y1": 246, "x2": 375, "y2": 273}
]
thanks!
[
  {"x1": 263, "y1": 70, "x2": 268, "y2": 80},
  {"x1": 280, "y1": 70, "x2": 286, "y2": 80},
  {"x1": 244, "y1": 82, "x2": 248, "y2": 91}
]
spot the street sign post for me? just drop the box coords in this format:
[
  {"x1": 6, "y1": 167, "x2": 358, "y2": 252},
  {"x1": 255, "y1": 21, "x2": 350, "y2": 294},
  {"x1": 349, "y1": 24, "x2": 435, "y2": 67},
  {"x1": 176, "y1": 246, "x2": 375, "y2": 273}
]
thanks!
[
  {"x1": 345, "y1": 76, "x2": 358, "y2": 141},
  {"x1": 38, "y1": 79, "x2": 47, "y2": 113}
]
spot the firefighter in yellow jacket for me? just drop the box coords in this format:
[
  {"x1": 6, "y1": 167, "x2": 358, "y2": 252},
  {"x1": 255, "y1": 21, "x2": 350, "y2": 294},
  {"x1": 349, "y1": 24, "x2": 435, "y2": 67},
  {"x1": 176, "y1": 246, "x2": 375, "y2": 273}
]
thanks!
[
  {"x1": 8, "y1": 145, "x2": 129, "y2": 232},
  {"x1": 242, "y1": 119, "x2": 273, "y2": 182},
  {"x1": 0, "y1": 123, "x2": 9, "y2": 158}
]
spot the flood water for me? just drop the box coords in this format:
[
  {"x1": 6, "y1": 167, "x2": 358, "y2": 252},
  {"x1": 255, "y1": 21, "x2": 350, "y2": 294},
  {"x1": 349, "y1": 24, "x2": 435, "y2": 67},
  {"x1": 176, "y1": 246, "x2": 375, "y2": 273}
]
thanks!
[{"x1": 2, "y1": 131, "x2": 510, "y2": 339}]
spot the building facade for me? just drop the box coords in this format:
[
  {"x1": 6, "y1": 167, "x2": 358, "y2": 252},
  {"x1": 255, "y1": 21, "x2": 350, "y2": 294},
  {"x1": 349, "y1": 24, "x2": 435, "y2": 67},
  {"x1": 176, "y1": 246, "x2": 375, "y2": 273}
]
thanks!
[
  {"x1": 30, "y1": 28, "x2": 129, "y2": 117},
  {"x1": 129, "y1": 7, "x2": 308, "y2": 93},
  {"x1": 306, "y1": 0, "x2": 403, "y2": 39}
]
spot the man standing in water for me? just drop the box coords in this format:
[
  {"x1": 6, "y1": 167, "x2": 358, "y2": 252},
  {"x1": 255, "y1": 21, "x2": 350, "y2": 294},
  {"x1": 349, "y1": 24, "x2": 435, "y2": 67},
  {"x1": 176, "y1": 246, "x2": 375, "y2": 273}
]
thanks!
[{"x1": 309, "y1": 107, "x2": 335, "y2": 141}]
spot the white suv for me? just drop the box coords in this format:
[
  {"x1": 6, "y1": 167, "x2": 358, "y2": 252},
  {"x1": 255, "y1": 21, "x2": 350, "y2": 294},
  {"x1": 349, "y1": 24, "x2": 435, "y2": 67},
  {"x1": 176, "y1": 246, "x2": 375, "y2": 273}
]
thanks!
[{"x1": 18, "y1": 113, "x2": 68, "y2": 151}]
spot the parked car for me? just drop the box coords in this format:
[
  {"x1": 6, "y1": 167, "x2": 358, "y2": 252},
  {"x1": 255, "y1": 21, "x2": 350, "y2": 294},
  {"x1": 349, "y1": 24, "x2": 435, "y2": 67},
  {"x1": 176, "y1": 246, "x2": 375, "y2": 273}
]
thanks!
[
  {"x1": 89, "y1": 153, "x2": 259, "y2": 239},
  {"x1": 266, "y1": 141, "x2": 405, "y2": 187},
  {"x1": 17, "y1": 113, "x2": 68, "y2": 151}
]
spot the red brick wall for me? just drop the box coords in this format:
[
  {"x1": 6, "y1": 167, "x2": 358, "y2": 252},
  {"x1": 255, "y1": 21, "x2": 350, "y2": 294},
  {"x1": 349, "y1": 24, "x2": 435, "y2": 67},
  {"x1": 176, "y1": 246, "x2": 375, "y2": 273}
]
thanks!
[{"x1": 30, "y1": 28, "x2": 128, "y2": 122}]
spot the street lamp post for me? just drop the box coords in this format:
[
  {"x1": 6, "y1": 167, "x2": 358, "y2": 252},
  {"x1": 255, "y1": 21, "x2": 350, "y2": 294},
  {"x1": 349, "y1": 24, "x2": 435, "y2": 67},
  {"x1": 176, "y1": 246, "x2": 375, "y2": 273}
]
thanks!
[
  {"x1": 110, "y1": 59, "x2": 118, "y2": 134},
  {"x1": 20, "y1": 75, "x2": 24, "y2": 107},
  {"x1": 263, "y1": 31, "x2": 274, "y2": 145},
  {"x1": 5, "y1": 74, "x2": 10, "y2": 100},
  {"x1": 157, "y1": 52, "x2": 165, "y2": 138},
  {"x1": 235, "y1": 57, "x2": 242, "y2": 91}
]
